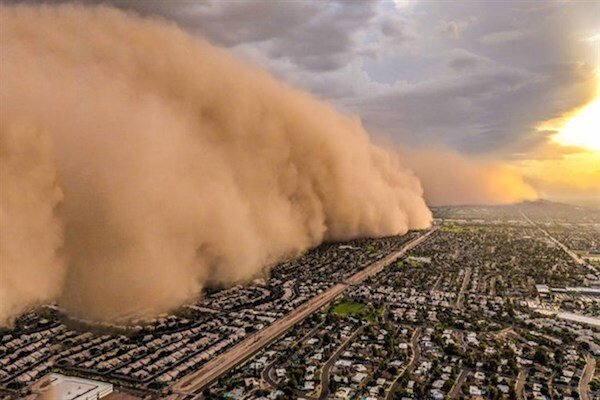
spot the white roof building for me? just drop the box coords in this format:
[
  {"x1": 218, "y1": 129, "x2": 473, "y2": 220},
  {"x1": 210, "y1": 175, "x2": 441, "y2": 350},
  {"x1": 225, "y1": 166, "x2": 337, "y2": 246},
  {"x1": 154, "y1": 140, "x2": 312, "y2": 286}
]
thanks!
[{"x1": 33, "y1": 373, "x2": 113, "y2": 400}]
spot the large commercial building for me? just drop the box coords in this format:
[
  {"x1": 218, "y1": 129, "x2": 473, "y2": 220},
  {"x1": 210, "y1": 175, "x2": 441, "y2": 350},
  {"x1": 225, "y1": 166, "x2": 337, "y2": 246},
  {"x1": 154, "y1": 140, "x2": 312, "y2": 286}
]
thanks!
[{"x1": 34, "y1": 373, "x2": 113, "y2": 400}]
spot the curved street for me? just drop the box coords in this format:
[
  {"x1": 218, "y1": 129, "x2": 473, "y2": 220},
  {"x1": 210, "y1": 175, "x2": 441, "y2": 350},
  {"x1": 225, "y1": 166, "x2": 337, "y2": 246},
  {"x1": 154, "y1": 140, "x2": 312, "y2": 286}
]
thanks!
[
  {"x1": 448, "y1": 368, "x2": 470, "y2": 399},
  {"x1": 317, "y1": 327, "x2": 363, "y2": 400},
  {"x1": 384, "y1": 327, "x2": 421, "y2": 400},
  {"x1": 579, "y1": 354, "x2": 596, "y2": 400},
  {"x1": 261, "y1": 322, "x2": 324, "y2": 389}
]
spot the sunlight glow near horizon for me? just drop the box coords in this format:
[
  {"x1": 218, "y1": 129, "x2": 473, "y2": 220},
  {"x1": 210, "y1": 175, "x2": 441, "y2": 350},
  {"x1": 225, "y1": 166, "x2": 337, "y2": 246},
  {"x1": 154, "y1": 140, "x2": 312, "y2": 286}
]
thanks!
[
  {"x1": 551, "y1": 71, "x2": 600, "y2": 152},
  {"x1": 523, "y1": 67, "x2": 599, "y2": 200},
  {"x1": 552, "y1": 96, "x2": 600, "y2": 151}
]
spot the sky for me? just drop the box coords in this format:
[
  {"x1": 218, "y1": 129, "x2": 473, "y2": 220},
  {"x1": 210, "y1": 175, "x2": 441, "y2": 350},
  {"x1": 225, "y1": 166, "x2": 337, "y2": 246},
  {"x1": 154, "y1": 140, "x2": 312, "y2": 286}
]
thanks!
[{"x1": 14, "y1": 0, "x2": 600, "y2": 203}]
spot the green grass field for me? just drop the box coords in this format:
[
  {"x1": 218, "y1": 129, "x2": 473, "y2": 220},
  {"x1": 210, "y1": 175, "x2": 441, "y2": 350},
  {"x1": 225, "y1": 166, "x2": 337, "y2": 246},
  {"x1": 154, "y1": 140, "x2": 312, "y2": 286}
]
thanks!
[
  {"x1": 331, "y1": 301, "x2": 381, "y2": 322},
  {"x1": 440, "y1": 223, "x2": 465, "y2": 233}
]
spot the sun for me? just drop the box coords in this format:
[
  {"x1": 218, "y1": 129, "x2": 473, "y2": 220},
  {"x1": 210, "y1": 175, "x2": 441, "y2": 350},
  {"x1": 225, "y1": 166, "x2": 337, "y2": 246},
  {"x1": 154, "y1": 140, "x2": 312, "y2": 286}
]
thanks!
[
  {"x1": 551, "y1": 67, "x2": 600, "y2": 152},
  {"x1": 552, "y1": 96, "x2": 600, "y2": 151}
]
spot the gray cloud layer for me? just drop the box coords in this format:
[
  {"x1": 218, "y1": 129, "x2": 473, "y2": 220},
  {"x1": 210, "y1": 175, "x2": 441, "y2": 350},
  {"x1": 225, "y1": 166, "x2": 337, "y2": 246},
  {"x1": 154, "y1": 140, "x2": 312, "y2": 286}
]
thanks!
[
  {"x1": 65, "y1": 0, "x2": 598, "y2": 157},
  {"x1": 10, "y1": 0, "x2": 596, "y2": 157}
]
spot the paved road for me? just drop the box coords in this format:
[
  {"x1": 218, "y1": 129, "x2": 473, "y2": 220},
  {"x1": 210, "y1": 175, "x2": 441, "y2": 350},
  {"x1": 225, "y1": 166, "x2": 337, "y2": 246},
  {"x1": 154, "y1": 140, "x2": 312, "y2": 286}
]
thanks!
[
  {"x1": 515, "y1": 368, "x2": 529, "y2": 400},
  {"x1": 521, "y1": 211, "x2": 596, "y2": 274},
  {"x1": 448, "y1": 368, "x2": 470, "y2": 399},
  {"x1": 431, "y1": 274, "x2": 442, "y2": 291},
  {"x1": 171, "y1": 228, "x2": 438, "y2": 394},
  {"x1": 384, "y1": 327, "x2": 421, "y2": 400},
  {"x1": 492, "y1": 327, "x2": 514, "y2": 337},
  {"x1": 547, "y1": 372, "x2": 556, "y2": 400},
  {"x1": 260, "y1": 357, "x2": 279, "y2": 389},
  {"x1": 521, "y1": 212, "x2": 597, "y2": 400},
  {"x1": 489, "y1": 275, "x2": 497, "y2": 297},
  {"x1": 261, "y1": 322, "x2": 324, "y2": 389},
  {"x1": 579, "y1": 354, "x2": 596, "y2": 400},
  {"x1": 317, "y1": 326, "x2": 363, "y2": 399},
  {"x1": 456, "y1": 267, "x2": 472, "y2": 309}
]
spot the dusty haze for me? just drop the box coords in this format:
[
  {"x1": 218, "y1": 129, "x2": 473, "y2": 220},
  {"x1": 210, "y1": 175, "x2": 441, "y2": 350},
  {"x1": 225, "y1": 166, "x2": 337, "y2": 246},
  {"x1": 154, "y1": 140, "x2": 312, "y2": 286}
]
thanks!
[
  {"x1": 396, "y1": 146, "x2": 537, "y2": 206},
  {"x1": 0, "y1": 4, "x2": 433, "y2": 324}
]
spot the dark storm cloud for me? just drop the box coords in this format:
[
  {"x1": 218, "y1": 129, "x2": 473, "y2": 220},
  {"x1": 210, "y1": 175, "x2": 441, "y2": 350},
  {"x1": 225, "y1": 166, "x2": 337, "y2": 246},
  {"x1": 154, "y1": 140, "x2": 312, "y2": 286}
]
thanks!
[
  {"x1": 355, "y1": 66, "x2": 538, "y2": 151},
  {"x1": 360, "y1": 60, "x2": 594, "y2": 153},
  {"x1": 363, "y1": 0, "x2": 597, "y2": 153},
  {"x1": 266, "y1": 1, "x2": 378, "y2": 72},
  {"x1": 62, "y1": 0, "x2": 379, "y2": 72},
  {"x1": 6, "y1": 0, "x2": 599, "y2": 154}
]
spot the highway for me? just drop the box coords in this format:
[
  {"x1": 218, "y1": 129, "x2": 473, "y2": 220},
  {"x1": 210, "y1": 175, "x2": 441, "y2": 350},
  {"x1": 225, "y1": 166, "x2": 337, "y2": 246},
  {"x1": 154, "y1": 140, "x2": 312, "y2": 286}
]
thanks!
[
  {"x1": 520, "y1": 211, "x2": 596, "y2": 274},
  {"x1": 170, "y1": 227, "x2": 438, "y2": 395}
]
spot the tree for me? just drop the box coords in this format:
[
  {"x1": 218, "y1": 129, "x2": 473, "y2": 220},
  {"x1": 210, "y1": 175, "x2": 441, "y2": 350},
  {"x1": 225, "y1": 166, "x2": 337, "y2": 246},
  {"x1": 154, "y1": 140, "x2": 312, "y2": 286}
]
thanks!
[
  {"x1": 442, "y1": 380, "x2": 453, "y2": 391},
  {"x1": 554, "y1": 348, "x2": 564, "y2": 366},
  {"x1": 485, "y1": 356, "x2": 499, "y2": 373},
  {"x1": 283, "y1": 385, "x2": 294, "y2": 396},
  {"x1": 533, "y1": 348, "x2": 548, "y2": 365},
  {"x1": 580, "y1": 341, "x2": 590, "y2": 351}
]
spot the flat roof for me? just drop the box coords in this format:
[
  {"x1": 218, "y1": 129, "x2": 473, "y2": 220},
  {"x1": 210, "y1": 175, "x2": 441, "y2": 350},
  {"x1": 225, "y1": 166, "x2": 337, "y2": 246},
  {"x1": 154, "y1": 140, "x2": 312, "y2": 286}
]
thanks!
[
  {"x1": 556, "y1": 312, "x2": 600, "y2": 328},
  {"x1": 37, "y1": 373, "x2": 113, "y2": 400}
]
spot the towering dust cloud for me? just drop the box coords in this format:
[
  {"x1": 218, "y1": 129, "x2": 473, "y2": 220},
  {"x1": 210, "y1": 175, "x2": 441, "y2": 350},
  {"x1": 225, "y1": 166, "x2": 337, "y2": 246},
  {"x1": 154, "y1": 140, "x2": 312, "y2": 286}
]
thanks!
[{"x1": 0, "y1": 4, "x2": 431, "y2": 324}]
